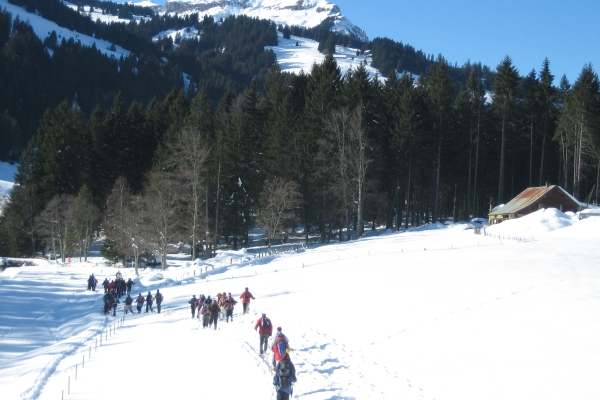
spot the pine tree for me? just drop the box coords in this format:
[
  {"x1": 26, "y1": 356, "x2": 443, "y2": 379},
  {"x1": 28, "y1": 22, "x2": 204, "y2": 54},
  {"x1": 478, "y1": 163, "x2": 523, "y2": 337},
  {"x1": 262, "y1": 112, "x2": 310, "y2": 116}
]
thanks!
[
  {"x1": 492, "y1": 56, "x2": 520, "y2": 204},
  {"x1": 536, "y1": 58, "x2": 558, "y2": 186},
  {"x1": 424, "y1": 60, "x2": 455, "y2": 222}
]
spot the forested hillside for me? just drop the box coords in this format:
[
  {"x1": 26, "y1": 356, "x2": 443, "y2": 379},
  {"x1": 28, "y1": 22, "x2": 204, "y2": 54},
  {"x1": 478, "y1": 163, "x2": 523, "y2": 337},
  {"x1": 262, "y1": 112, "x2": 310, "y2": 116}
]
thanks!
[{"x1": 0, "y1": 0, "x2": 599, "y2": 260}]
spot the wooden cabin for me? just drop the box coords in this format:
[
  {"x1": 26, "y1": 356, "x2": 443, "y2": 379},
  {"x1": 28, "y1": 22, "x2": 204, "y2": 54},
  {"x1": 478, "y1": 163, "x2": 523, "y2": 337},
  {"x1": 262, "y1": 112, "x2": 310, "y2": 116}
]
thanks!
[{"x1": 488, "y1": 185, "x2": 580, "y2": 224}]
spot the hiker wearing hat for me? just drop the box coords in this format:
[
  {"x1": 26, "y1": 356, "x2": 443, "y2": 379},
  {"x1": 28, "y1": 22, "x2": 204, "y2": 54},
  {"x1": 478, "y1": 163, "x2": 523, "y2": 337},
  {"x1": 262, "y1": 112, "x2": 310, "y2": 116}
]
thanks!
[
  {"x1": 254, "y1": 313, "x2": 273, "y2": 354},
  {"x1": 239, "y1": 287, "x2": 255, "y2": 314}
]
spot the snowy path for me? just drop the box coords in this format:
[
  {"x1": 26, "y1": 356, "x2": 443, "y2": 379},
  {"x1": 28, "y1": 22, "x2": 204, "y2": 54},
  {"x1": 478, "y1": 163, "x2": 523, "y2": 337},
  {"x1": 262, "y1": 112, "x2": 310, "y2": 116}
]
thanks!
[{"x1": 38, "y1": 309, "x2": 272, "y2": 399}]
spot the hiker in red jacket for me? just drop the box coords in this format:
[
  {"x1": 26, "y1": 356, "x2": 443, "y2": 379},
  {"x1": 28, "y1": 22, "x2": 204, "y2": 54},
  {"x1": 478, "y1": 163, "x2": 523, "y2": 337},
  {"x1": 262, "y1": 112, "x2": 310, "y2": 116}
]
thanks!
[
  {"x1": 239, "y1": 287, "x2": 255, "y2": 314},
  {"x1": 254, "y1": 313, "x2": 273, "y2": 354},
  {"x1": 271, "y1": 327, "x2": 290, "y2": 368}
]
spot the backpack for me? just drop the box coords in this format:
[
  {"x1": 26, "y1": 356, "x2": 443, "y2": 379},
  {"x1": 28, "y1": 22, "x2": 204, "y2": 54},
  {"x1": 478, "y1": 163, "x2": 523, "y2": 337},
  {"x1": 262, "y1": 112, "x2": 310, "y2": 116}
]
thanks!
[
  {"x1": 261, "y1": 317, "x2": 271, "y2": 330},
  {"x1": 278, "y1": 365, "x2": 292, "y2": 389},
  {"x1": 200, "y1": 305, "x2": 208, "y2": 315},
  {"x1": 276, "y1": 339, "x2": 289, "y2": 357},
  {"x1": 138, "y1": 296, "x2": 145, "y2": 304},
  {"x1": 156, "y1": 293, "x2": 163, "y2": 303}
]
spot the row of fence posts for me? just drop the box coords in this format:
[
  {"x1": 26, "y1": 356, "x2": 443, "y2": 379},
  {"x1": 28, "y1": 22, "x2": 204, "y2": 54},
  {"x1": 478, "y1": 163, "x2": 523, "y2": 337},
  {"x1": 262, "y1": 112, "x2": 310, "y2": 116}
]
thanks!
[
  {"x1": 61, "y1": 316, "x2": 125, "y2": 399},
  {"x1": 174, "y1": 244, "x2": 308, "y2": 280}
]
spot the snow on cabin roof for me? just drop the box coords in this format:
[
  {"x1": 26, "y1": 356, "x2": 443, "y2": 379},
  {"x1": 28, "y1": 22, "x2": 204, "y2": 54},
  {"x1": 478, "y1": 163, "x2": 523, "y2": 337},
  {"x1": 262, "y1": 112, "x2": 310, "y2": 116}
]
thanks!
[{"x1": 489, "y1": 185, "x2": 580, "y2": 216}]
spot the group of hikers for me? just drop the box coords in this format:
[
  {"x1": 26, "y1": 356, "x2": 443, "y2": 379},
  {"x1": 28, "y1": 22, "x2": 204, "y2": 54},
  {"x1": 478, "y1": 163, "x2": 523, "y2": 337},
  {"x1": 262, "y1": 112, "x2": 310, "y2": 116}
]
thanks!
[
  {"x1": 255, "y1": 313, "x2": 298, "y2": 400},
  {"x1": 187, "y1": 287, "x2": 255, "y2": 330},
  {"x1": 99, "y1": 272, "x2": 135, "y2": 297},
  {"x1": 103, "y1": 288, "x2": 164, "y2": 316},
  {"x1": 186, "y1": 288, "x2": 298, "y2": 398},
  {"x1": 98, "y1": 271, "x2": 164, "y2": 316}
]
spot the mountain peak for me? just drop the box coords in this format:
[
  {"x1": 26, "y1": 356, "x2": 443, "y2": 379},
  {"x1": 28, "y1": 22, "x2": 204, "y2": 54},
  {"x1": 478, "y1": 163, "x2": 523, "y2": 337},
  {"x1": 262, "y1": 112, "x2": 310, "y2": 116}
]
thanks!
[{"x1": 164, "y1": 0, "x2": 368, "y2": 41}]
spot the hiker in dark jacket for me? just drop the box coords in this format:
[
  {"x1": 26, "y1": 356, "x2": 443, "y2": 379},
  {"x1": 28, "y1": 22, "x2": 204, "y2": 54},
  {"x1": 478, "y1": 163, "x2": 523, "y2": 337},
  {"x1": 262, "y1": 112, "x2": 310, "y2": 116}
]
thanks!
[
  {"x1": 145, "y1": 291, "x2": 153, "y2": 313},
  {"x1": 239, "y1": 287, "x2": 255, "y2": 314},
  {"x1": 188, "y1": 295, "x2": 198, "y2": 318},
  {"x1": 208, "y1": 300, "x2": 220, "y2": 330},
  {"x1": 126, "y1": 278, "x2": 135, "y2": 294},
  {"x1": 124, "y1": 294, "x2": 134, "y2": 314},
  {"x1": 103, "y1": 291, "x2": 113, "y2": 314},
  {"x1": 110, "y1": 291, "x2": 119, "y2": 316},
  {"x1": 273, "y1": 356, "x2": 297, "y2": 400},
  {"x1": 102, "y1": 278, "x2": 110, "y2": 293},
  {"x1": 254, "y1": 313, "x2": 273, "y2": 354},
  {"x1": 155, "y1": 289, "x2": 163, "y2": 313}
]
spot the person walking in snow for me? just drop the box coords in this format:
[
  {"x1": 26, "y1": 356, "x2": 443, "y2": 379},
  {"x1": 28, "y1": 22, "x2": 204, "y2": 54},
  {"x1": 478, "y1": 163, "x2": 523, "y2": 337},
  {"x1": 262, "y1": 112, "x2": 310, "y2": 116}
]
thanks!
[
  {"x1": 145, "y1": 291, "x2": 154, "y2": 313},
  {"x1": 271, "y1": 327, "x2": 290, "y2": 369},
  {"x1": 254, "y1": 313, "x2": 273, "y2": 354},
  {"x1": 199, "y1": 300, "x2": 210, "y2": 328},
  {"x1": 240, "y1": 287, "x2": 255, "y2": 314},
  {"x1": 136, "y1": 293, "x2": 145, "y2": 313},
  {"x1": 189, "y1": 295, "x2": 198, "y2": 318},
  {"x1": 102, "y1": 278, "x2": 110, "y2": 293},
  {"x1": 273, "y1": 355, "x2": 297, "y2": 400},
  {"x1": 111, "y1": 291, "x2": 119, "y2": 316},
  {"x1": 124, "y1": 294, "x2": 134, "y2": 314},
  {"x1": 208, "y1": 300, "x2": 220, "y2": 330},
  {"x1": 126, "y1": 278, "x2": 135, "y2": 294},
  {"x1": 224, "y1": 292, "x2": 237, "y2": 322},
  {"x1": 155, "y1": 289, "x2": 164, "y2": 313},
  {"x1": 103, "y1": 291, "x2": 113, "y2": 315}
]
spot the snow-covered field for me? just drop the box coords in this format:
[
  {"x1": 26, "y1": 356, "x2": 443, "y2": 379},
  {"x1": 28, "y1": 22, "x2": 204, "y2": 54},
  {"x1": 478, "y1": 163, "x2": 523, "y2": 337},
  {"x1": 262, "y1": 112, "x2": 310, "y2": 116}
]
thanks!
[
  {"x1": 1, "y1": 208, "x2": 599, "y2": 400},
  {"x1": 267, "y1": 32, "x2": 381, "y2": 79}
]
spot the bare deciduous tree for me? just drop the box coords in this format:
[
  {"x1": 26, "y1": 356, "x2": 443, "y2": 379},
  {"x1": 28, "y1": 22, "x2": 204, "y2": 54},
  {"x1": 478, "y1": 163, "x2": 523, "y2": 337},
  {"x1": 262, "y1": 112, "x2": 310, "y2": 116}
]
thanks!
[
  {"x1": 144, "y1": 170, "x2": 181, "y2": 270},
  {"x1": 324, "y1": 105, "x2": 371, "y2": 240},
  {"x1": 36, "y1": 194, "x2": 73, "y2": 263},
  {"x1": 165, "y1": 127, "x2": 210, "y2": 261},
  {"x1": 105, "y1": 177, "x2": 145, "y2": 274},
  {"x1": 71, "y1": 186, "x2": 100, "y2": 262},
  {"x1": 257, "y1": 177, "x2": 300, "y2": 254}
]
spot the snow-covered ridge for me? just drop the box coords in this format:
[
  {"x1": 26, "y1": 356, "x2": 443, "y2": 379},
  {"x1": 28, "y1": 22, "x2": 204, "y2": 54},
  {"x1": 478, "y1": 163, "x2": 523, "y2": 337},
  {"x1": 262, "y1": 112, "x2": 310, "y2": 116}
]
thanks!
[{"x1": 164, "y1": 0, "x2": 368, "y2": 41}]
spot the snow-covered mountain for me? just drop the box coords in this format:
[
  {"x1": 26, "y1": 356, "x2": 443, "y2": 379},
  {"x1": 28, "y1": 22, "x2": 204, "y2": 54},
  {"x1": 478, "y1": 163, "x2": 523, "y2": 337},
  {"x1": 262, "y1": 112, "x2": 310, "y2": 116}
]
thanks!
[{"x1": 163, "y1": 0, "x2": 368, "y2": 41}]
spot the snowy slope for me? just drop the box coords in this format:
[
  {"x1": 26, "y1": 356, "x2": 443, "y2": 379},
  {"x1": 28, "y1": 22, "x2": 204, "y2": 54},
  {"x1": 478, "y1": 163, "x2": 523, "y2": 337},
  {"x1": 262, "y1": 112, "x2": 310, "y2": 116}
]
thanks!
[
  {"x1": 1, "y1": 210, "x2": 600, "y2": 400},
  {"x1": 267, "y1": 31, "x2": 381, "y2": 79},
  {"x1": 0, "y1": 0, "x2": 130, "y2": 59}
]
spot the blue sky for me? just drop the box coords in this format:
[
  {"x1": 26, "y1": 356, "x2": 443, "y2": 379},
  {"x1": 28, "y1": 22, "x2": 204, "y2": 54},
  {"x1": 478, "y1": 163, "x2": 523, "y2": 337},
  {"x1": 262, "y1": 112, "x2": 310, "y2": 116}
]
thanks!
[
  {"x1": 147, "y1": 0, "x2": 598, "y2": 84},
  {"x1": 338, "y1": 0, "x2": 599, "y2": 84}
]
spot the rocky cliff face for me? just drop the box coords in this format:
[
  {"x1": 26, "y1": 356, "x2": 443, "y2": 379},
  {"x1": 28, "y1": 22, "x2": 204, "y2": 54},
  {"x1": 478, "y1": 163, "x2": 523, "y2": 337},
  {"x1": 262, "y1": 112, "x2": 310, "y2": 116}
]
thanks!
[{"x1": 164, "y1": 0, "x2": 368, "y2": 41}]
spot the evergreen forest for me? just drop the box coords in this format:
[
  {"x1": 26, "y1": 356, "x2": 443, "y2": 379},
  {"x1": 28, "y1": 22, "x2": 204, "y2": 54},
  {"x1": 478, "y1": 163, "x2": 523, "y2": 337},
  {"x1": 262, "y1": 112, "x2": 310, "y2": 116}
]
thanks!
[{"x1": 0, "y1": 1, "x2": 599, "y2": 261}]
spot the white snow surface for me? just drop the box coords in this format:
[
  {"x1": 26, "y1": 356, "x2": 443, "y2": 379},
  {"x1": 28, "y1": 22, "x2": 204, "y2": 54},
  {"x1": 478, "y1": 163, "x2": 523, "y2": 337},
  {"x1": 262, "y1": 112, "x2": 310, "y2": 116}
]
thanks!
[
  {"x1": 2, "y1": 209, "x2": 600, "y2": 400},
  {"x1": 267, "y1": 31, "x2": 381, "y2": 79}
]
